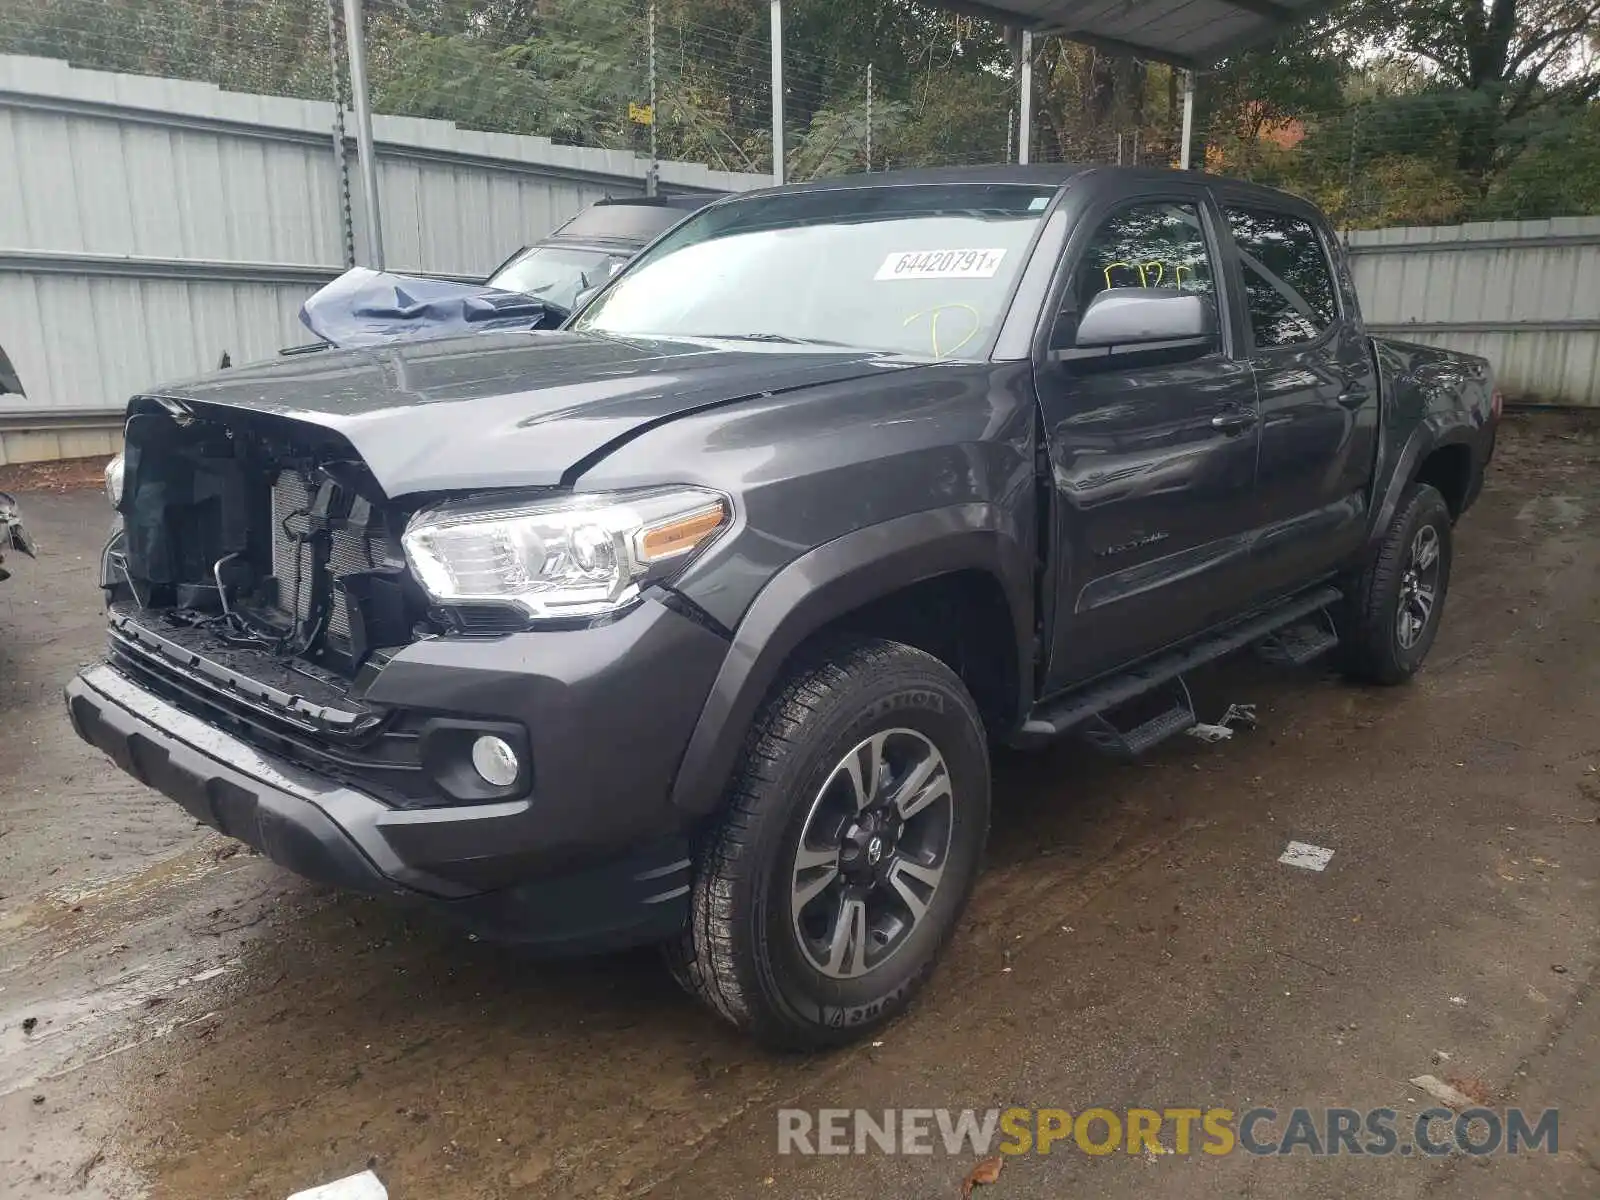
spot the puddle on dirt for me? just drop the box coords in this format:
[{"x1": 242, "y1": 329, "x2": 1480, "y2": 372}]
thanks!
[{"x1": 0, "y1": 960, "x2": 236, "y2": 1096}]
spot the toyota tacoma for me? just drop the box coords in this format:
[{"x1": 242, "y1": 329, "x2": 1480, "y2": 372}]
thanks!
[{"x1": 67, "y1": 166, "x2": 1498, "y2": 1049}]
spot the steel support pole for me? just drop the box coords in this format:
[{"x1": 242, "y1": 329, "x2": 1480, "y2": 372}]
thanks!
[
  {"x1": 1018, "y1": 29, "x2": 1034, "y2": 165},
  {"x1": 770, "y1": 0, "x2": 785, "y2": 185},
  {"x1": 646, "y1": 0, "x2": 659, "y2": 196},
  {"x1": 324, "y1": 0, "x2": 355, "y2": 268},
  {"x1": 866, "y1": 62, "x2": 873, "y2": 171},
  {"x1": 342, "y1": 0, "x2": 384, "y2": 268},
  {"x1": 1179, "y1": 69, "x2": 1196, "y2": 171}
]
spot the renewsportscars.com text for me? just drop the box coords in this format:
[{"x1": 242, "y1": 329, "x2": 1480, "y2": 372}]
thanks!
[{"x1": 777, "y1": 1106, "x2": 1559, "y2": 1158}]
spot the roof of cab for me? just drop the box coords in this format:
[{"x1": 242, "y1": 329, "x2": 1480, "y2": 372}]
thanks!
[
  {"x1": 738, "y1": 164, "x2": 1093, "y2": 197},
  {"x1": 710, "y1": 164, "x2": 1324, "y2": 220}
]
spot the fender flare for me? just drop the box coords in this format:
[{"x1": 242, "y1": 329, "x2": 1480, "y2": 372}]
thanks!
[
  {"x1": 668, "y1": 504, "x2": 1034, "y2": 815},
  {"x1": 1366, "y1": 414, "x2": 1479, "y2": 554}
]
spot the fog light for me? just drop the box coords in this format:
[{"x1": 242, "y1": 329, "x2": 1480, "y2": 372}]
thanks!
[{"x1": 470, "y1": 735, "x2": 520, "y2": 787}]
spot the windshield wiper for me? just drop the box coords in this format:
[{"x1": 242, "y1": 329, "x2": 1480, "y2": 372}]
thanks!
[{"x1": 701, "y1": 332, "x2": 858, "y2": 348}]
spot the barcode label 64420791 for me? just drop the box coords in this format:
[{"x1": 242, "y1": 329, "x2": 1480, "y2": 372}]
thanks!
[{"x1": 874, "y1": 248, "x2": 1007, "y2": 281}]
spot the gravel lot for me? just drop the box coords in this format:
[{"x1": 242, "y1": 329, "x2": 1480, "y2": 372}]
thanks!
[{"x1": 1, "y1": 415, "x2": 1596, "y2": 1199}]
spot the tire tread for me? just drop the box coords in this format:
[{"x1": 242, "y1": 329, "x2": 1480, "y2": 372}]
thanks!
[
  {"x1": 666, "y1": 638, "x2": 980, "y2": 1047},
  {"x1": 1342, "y1": 482, "x2": 1451, "y2": 685}
]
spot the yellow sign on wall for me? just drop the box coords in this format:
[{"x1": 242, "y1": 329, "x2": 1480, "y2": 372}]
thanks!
[{"x1": 629, "y1": 102, "x2": 655, "y2": 126}]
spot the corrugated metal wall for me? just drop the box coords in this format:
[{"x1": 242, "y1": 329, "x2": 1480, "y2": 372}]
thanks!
[
  {"x1": 0, "y1": 54, "x2": 766, "y2": 462},
  {"x1": 1348, "y1": 218, "x2": 1600, "y2": 407}
]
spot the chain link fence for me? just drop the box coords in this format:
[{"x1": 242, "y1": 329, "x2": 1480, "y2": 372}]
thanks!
[
  {"x1": 351, "y1": 0, "x2": 1020, "y2": 179},
  {"x1": 0, "y1": 0, "x2": 339, "y2": 101},
  {"x1": 1189, "y1": 95, "x2": 1600, "y2": 230},
  {"x1": 3, "y1": 0, "x2": 1598, "y2": 228}
]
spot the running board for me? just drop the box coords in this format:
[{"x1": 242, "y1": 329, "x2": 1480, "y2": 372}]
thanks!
[
  {"x1": 1016, "y1": 585, "x2": 1343, "y2": 746},
  {"x1": 1256, "y1": 610, "x2": 1341, "y2": 667},
  {"x1": 1080, "y1": 678, "x2": 1197, "y2": 758}
]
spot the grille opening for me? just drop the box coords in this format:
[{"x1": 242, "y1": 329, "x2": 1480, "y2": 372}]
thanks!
[
  {"x1": 110, "y1": 405, "x2": 430, "y2": 682},
  {"x1": 267, "y1": 470, "x2": 408, "y2": 653}
]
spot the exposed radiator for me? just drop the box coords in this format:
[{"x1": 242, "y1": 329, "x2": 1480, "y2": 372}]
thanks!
[{"x1": 269, "y1": 472, "x2": 399, "y2": 642}]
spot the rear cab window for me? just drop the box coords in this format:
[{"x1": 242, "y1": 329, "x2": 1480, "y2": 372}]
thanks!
[{"x1": 1223, "y1": 208, "x2": 1339, "y2": 349}]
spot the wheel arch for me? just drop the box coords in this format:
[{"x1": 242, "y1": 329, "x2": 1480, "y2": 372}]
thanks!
[
  {"x1": 668, "y1": 505, "x2": 1034, "y2": 816},
  {"x1": 1367, "y1": 419, "x2": 1479, "y2": 555},
  {"x1": 1412, "y1": 442, "x2": 1474, "y2": 518}
]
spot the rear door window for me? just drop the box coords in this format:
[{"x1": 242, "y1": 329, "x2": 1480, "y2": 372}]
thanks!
[{"x1": 1224, "y1": 208, "x2": 1338, "y2": 349}]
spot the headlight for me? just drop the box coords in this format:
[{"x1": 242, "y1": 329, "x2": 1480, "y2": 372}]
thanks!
[
  {"x1": 402, "y1": 487, "x2": 730, "y2": 619},
  {"x1": 104, "y1": 453, "x2": 125, "y2": 509}
]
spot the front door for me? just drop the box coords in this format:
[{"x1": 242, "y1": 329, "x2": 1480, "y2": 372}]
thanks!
[{"x1": 1036, "y1": 193, "x2": 1262, "y2": 691}]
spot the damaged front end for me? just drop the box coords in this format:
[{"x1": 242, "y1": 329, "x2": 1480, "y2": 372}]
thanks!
[
  {"x1": 0, "y1": 490, "x2": 35, "y2": 582},
  {"x1": 76, "y1": 387, "x2": 733, "y2": 936},
  {"x1": 111, "y1": 400, "x2": 435, "y2": 678},
  {"x1": 101, "y1": 398, "x2": 503, "y2": 807}
]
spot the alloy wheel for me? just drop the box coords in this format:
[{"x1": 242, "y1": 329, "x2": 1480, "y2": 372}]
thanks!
[
  {"x1": 789, "y1": 728, "x2": 955, "y2": 980},
  {"x1": 1396, "y1": 523, "x2": 1442, "y2": 650}
]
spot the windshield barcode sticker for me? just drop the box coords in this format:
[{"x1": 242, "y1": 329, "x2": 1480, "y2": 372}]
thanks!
[{"x1": 875, "y1": 249, "x2": 1007, "y2": 281}]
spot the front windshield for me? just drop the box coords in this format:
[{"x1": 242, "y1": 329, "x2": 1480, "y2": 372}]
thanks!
[
  {"x1": 574, "y1": 184, "x2": 1055, "y2": 360},
  {"x1": 489, "y1": 246, "x2": 628, "y2": 314}
]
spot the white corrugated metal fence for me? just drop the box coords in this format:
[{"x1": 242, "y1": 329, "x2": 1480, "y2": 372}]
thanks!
[{"x1": 1348, "y1": 218, "x2": 1600, "y2": 408}]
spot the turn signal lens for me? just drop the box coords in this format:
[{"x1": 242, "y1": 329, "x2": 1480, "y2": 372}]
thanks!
[{"x1": 637, "y1": 504, "x2": 728, "y2": 562}]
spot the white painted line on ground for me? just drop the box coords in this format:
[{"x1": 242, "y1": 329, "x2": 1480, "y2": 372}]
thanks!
[
  {"x1": 1278, "y1": 841, "x2": 1335, "y2": 871},
  {"x1": 288, "y1": 1170, "x2": 388, "y2": 1200}
]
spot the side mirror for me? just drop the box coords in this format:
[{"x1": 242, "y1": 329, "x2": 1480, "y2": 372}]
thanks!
[{"x1": 1074, "y1": 287, "x2": 1216, "y2": 350}]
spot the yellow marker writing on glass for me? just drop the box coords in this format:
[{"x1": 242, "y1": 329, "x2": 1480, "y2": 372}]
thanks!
[{"x1": 904, "y1": 304, "x2": 982, "y2": 359}]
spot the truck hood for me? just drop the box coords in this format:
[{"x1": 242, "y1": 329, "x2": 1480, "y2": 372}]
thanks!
[{"x1": 147, "y1": 331, "x2": 915, "y2": 497}]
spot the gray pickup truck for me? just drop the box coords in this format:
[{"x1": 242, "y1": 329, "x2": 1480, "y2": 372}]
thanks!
[{"x1": 67, "y1": 166, "x2": 1498, "y2": 1049}]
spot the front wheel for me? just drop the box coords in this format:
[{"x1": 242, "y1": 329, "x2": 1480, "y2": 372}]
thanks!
[
  {"x1": 667, "y1": 638, "x2": 990, "y2": 1050},
  {"x1": 1342, "y1": 482, "x2": 1453, "y2": 685}
]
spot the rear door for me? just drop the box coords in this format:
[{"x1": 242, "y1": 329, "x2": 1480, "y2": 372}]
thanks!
[
  {"x1": 1216, "y1": 200, "x2": 1379, "y2": 592},
  {"x1": 1035, "y1": 183, "x2": 1263, "y2": 690}
]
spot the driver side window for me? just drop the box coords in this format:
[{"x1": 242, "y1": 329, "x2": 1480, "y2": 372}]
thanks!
[{"x1": 1055, "y1": 202, "x2": 1216, "y2": 347}]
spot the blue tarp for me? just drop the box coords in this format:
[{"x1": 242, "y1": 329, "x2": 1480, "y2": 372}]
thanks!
[{"x1": 298, "y1": 268, "x2": 563, "y2": 348}]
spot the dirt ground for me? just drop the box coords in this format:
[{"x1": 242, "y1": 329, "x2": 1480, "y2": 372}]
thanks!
[{"x1": 1, "y1": 415, "x2": 1596, "y2": 1200}]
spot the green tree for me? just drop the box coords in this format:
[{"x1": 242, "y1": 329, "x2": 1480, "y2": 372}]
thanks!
[{"x1": 1343, "y1": 0, "x2": 1600, "y2": 191}]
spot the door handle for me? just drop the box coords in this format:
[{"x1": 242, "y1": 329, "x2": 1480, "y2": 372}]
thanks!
[
  {"x1": 1211, "y1": 409, "x2": 1259, "y2": 434},
  {"x1": 1335, "y1": 389, "x2": 1368, "y2": 409}
]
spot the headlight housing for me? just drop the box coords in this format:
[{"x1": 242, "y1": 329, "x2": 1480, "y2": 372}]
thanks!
[
  {"x1": 104, "y1": 453, "x2": 125, "y2": 509},
  {"x1": 402, "y1": 487, "x2": 730, "y2": 620}
]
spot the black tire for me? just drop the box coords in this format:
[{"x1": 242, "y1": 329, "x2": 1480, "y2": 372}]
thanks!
[
  {"x1": 666, "y1": 638, "x2": 990, "y2": 1050},
  {"x1": 1342, "y1": 483, "x2": 1453, "y2": 685}
]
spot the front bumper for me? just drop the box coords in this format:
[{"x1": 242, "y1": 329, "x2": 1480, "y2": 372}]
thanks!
[{"x1": 67, "y1": 596, "x2": 732, "y2": 950}]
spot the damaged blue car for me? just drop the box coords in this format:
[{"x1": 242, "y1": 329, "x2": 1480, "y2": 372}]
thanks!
[{"x1": 297, "y1": 195, "x2": 709, "y2": 348}]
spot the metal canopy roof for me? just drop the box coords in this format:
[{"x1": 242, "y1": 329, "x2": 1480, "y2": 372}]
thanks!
[{"x1": 942, "y1": 0, "x2": 1329, "y2": 68}]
